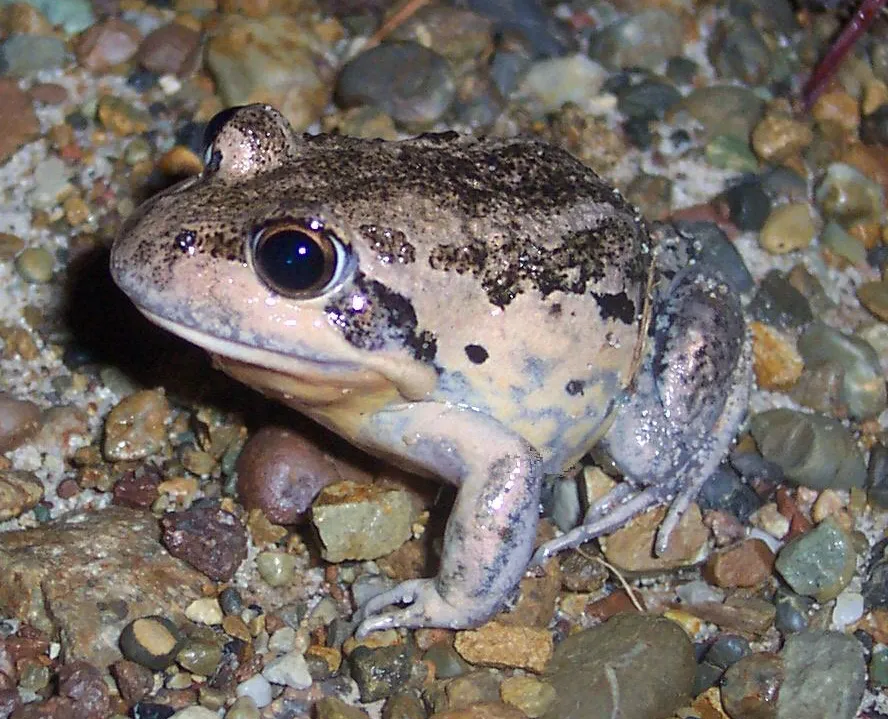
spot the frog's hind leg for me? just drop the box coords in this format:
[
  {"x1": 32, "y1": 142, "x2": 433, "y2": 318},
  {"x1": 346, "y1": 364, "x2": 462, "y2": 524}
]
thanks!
[{"x1": 600, "y1": 264, "x2": 752, "y2": 556}]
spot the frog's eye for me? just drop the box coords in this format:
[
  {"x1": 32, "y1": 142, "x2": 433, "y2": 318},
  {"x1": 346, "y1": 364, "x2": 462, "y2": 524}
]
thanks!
[{"x1": 251, "y1": 219, "x2": 351, "y2": 299}]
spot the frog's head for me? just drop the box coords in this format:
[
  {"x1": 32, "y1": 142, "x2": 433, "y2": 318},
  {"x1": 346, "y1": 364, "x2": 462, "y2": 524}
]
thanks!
[{"x1": 110, "y1": 105, "x2": 437, "y2": 420}]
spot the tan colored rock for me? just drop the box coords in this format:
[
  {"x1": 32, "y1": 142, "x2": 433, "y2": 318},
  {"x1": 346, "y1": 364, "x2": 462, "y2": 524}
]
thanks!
[
  {"x1": 0, "y1": 79, "x2": 38, "y2": 165},
  {"x1": 600, "y1": 503, "x2": 708, "y2": 573},
  {"x1": 759, "y1": 203, "x2": 818, "y2": 254},
  {"x1": 0, "y1": 470, "x2": 43, "y2": 521},
  {"x1": 500, "y1": 675, "x2": 556, "y2": 718},
  {"x1": 454, "y1": 621, "x2": 553, "y2": 674},
  {"x1": 0, "y1": 507, "x2": 206, "y2": 668},
  {"x1": 751, "y1": 113, "x2": 813, "y2": 162},
  {"x1": 749, "y1": 321, "x2": 803, "y2": 390},
  {"x1": 812, "y1": 89, "x2": 860, "y2": 132}
]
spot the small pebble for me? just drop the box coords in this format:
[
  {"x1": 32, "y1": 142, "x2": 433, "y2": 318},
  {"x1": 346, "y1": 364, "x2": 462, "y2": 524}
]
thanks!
[
  {"x1": 103, "y1": 390, "x2": 170, "y2": 461},
  {"x1": 14, "y1": 247, "x2": 54, "y2": 283},
  {"x1": 185, "y1": 598, "x2": 224, "y2": 626},
  {"x1": 120, "y1": 616, "x2": 184, "y2": 671},
  {"x1": 758, "y1": 202, "x2": 818, "y2": 254},
  {"x1": 236, "y1": 674, "x2": 273, "y2": 709},
  {"x1": 832, "y1": 591, "x2": 864, "y2": 628},
  {"x1": 256, "y1": 551, "x2": 298, "y2": 587},
  {"x1": 0, "y1": 393, "x2": 41, "y2": 452},
  {"x1": 262, "y1": 650, "x2": 312, "y2": 689},
  {"x1": 775, "y1": 517, "x2": 857, "y2": 602}
]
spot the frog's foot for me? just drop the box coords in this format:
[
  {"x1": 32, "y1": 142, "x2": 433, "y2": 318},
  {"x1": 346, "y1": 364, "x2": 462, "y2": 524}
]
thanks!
[
  {"x1": 355, "y1": 578, "x2": 479, "y2": 637},
  {"x1": 531, "y1": 485, "x2": 657, "y2": 566}
]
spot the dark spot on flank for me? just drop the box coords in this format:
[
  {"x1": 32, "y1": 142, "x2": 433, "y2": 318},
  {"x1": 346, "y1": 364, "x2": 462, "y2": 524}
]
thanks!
[
  {"x1": 593, "y1": 290, "x2": 636, "y2": 325},
  {"x1": 565, "y1": 380, "x2": 585, "y2": 396},
  {"x1": 175, "y1": 230, "x2": 196, "y2": 253},
  {"x1": 464, "y1": 344, "x2": 488, "y2": 364},
  {"x1": 549, "y1": 303, "x2": 562, "y2": 316}
]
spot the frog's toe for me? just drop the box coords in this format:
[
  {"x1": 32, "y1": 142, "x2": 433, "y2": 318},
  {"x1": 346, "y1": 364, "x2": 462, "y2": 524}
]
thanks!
[
  {"x1": 531, "y1": 488, "x2": 660, "y2": 567},
  {"x1": 355, "y1": 579, "x2": 476, "y2": 637}
]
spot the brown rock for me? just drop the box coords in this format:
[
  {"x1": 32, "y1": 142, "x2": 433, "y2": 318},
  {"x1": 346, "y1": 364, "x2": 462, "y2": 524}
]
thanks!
[
  {"x1": 705, "y1": 539, "x2": 775, "y2": 588},
  {"x1": 0, "y1": 393, "x2": 41, "y2": 452},
  {"x1": 236, "y1": 426, "x2": 341, "y2": 524},
  {"x1": 9, "y1": 696, "x2": 75, "y2": 719},
  {"x1": 0, "y1": 507, "x2": 206, "y2": 668},
  {"x1": 110, "y1": 659, "x2": 153, "y2": 705},
  {"x1": 28, "y1": 83, "x2": 68, "y2": 105},
  {"x1": 454, "y1": 621, "x2": 552, "y2": 674},
  {"x1": 0, "y1": 80, "x2": 38, "y2": 165},
  {"x1": 112, "y1": 463, "x2": 161, "y2": 509},
  {"x1": 430, "y1": 703, "x2": 527, "y2": 719},
  {"x1": 57, "y1": 661, "x2": 110, "y2": 719},
  {"x1": 74, "y1": 18, "x2": 140, "y2": 71},
  {"x1": 161, "y1": 502, "x2": 247, "y2": 581},
  {"x1": 496, "y1": 557, "x2": 561, "y2": 628},
  {"x1": 600, "y1": 503, "x2": 709, "y2": 573},
  {"x1": 720, "y1": 652, "x2": 783, "y2": 719},
  {"x1": 137, "y1": 22, "x2": 201, "y2": 76},
  {"x1": 103, "y1": 389, "x2": 170, "y2": 461},
  {"x1": 681, "y1": 595, "x2": 776, "y2": 636},
  {"x1": 2, "y1": 3, "x2": 52, "y2": 34},
  {"x1": 584, "y1": 590, "x2": 639, "y2": 621}
]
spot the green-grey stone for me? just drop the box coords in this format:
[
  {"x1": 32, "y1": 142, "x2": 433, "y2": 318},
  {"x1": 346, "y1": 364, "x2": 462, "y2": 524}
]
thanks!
[
  {"x1": 777, "y1": 631, "x2": 865, "y2": 719},
  {"x1": 0, "y1": 0, "x2": 95, "y2": 34},
  {"x1": 869, "y1": 646, "x2": 888, "y2": 687},
  {"x1": 820, "y1": 220, "x2": 867, "y2": 267},
  {"x1": 774, "y1": 517, "x2": 857, "y2": 602},
  {"x1": 750, "y1": 408, "x2": 866, "y2": 490},
  {"x1": 256, "y1": 551, "x2": 297, "y2": 587},
  {"x1": 815, "y1": 162, "x2": 885, "y2": 226},
  {"x1": 797, "y1": 321, "x2": 886, "y2": 419},
  {"x1": 705, "y1": 134, "x2": 759, "y2": 172}
]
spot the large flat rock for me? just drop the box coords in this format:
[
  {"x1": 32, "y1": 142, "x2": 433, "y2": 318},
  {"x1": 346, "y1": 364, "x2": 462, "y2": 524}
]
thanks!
[{"x1": 0, "y1": 506, "x2": 207, "y2": 667}]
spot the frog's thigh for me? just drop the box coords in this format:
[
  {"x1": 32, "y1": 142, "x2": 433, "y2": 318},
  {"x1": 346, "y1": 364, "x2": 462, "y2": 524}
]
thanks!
[
  {"x1": 356, "y1": 403, "x2": 542, "y2": 634},
  {"x1": 601, "y1": 267, "x2": 751, "y2": 552}
]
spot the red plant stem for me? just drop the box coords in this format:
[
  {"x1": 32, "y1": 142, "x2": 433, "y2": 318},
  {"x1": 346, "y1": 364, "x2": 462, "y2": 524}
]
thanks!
[{"x1": 802, "y1": 0, "x2": 887, "y2": 109}]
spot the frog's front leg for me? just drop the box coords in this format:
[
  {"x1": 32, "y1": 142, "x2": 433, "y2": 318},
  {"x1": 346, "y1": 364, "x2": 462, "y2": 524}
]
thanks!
[
  {"x1": 534, "y1": 265, "x2": 751, "y2": 564},
  {"x1": 352, "y1": 403, "x2": 542, "y2": 637}
]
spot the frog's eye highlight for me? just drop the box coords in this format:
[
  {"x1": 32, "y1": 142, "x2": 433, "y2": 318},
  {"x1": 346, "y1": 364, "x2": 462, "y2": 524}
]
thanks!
[{"x1": 251, "y1": 219, "x2": 350, "y2": 299}]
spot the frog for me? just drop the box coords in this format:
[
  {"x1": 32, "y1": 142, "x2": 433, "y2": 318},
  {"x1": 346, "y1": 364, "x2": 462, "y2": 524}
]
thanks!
[{"x1": 110, "y1": 104, "x2": 751, "y2": 637}]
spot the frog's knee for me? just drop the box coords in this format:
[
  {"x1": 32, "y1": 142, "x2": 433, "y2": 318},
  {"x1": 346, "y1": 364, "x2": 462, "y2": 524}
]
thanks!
[{"x1": 652, "y1": 268, "x2": 746, "y2": 431}]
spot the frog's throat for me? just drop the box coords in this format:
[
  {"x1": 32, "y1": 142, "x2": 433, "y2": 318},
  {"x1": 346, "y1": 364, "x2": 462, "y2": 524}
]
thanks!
[{"x1": 138, "y1": 309, "x2": 436, "y2": 407}]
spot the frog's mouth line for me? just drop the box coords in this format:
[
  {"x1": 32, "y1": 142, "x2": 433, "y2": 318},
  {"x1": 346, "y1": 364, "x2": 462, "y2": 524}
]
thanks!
[{"x1": 139, "y1": 309, "x2": 368, "y2": 384}]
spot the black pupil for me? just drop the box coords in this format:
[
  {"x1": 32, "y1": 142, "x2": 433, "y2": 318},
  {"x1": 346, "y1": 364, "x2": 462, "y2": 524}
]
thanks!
[{"x1": 257, "y1": 230, "x2": 329, "y2": 293}]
